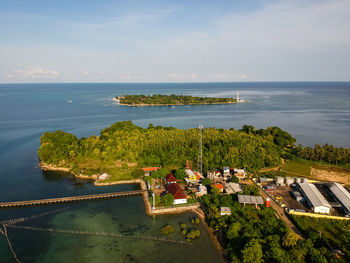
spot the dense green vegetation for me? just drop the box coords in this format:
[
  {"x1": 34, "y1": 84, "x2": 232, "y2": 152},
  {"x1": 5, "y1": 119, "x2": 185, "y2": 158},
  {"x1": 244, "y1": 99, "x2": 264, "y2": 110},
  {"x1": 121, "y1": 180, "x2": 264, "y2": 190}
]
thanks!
[
  {"x1": 38, "y1": 121, "x2": 291, "y2": 178},
  {"x1": 201, "y1": 193, "x2": 334, "y2": 263},
  {"x1": 291, "y1": 215, "x2": 350, "y2": 263},
  {"x1": 118, "y1": 94, "x2": 237, "y2": 105},
  {"x1": 294, "y1": 144, "x2": 350, "y2": 166}
]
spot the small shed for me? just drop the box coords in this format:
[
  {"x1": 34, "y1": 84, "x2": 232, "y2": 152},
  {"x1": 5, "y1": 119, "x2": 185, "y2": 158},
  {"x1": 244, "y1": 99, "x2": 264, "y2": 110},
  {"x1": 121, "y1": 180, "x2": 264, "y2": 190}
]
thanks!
[{"x1": 220, "y1": 207, "x2": 232, "y2": 216}]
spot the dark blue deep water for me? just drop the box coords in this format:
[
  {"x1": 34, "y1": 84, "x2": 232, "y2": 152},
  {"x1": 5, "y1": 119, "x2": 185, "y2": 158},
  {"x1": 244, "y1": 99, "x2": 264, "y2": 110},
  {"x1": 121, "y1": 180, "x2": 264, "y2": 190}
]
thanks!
[{"x1": 0, "y1": 82, "x2": 349, "y2": 262}]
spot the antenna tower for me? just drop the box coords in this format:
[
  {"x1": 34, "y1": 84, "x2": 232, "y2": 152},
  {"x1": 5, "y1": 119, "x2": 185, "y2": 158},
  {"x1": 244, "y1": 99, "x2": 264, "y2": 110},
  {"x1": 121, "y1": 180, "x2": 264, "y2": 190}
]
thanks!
[{"x1": 199, "y1": 125, "x2": 203, "y2": 175}]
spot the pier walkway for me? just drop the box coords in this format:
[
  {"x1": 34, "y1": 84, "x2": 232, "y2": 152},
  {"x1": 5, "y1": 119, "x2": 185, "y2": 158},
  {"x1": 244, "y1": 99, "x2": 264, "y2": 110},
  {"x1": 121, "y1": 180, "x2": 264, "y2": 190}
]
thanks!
[
  {"x1": 0, "y1": 190, "x2": 146, "y2": 208},
  {"x1": 6, "y1": 224, "x2": 189, "y2": 245}
]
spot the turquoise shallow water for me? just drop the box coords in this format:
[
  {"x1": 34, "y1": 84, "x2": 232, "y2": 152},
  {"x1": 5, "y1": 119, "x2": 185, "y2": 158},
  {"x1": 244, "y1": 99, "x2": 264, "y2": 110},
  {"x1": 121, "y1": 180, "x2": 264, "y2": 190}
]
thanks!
[{"x1": 0, "y1": 82, "x2": 349, "y2": 262}]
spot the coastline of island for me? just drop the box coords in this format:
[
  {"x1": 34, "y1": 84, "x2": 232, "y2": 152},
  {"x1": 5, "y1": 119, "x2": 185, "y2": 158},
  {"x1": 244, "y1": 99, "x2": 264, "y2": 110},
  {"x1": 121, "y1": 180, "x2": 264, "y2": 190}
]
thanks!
[{"x1": 112, "y1": 94, "x2": 248, "y2": 106}]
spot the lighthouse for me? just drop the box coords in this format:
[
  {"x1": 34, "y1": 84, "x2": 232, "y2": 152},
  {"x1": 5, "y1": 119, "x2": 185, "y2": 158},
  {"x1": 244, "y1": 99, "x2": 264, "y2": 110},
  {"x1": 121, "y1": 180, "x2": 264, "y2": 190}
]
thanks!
[{"x1": 236, "y1": 91, "x2": 240, "y2": 102}]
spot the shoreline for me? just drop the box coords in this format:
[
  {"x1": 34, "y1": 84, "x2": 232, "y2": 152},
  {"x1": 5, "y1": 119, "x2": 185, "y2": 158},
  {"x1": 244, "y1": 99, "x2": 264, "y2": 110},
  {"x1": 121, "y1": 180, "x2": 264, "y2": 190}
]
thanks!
[
  {"x1": 117, "y1": 102, "x2": 247, "y2": 107},
  {"x1": 39, "y1": 163, "x2": 225, "y2": 258}
]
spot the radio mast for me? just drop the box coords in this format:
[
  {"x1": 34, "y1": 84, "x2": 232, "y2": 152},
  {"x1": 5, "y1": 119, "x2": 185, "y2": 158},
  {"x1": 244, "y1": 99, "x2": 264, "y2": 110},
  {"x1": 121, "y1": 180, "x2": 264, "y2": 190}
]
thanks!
[{"x1": 199, "y1": 125, "x2": 203, "y2": 175}]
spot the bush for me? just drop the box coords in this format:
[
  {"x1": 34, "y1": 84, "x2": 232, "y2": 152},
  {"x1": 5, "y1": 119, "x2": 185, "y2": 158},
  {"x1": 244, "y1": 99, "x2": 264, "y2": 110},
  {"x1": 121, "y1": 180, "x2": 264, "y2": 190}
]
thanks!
[{"x1": 161, "y1": 224, "x2": 175, "y2": 235}]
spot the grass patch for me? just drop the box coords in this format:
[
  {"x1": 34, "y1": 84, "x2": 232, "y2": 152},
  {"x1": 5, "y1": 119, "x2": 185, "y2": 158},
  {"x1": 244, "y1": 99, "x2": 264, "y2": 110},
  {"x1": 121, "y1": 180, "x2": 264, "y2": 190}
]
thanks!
[{"x1": 281, "y1": 160, "x2": 311, "y2": 177}]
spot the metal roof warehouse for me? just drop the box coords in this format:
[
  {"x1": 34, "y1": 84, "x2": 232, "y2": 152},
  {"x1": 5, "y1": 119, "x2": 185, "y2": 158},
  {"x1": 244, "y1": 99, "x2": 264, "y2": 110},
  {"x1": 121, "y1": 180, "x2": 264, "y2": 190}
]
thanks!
[
  {"x1": 328, "y1": 182, "x2": 350, "y2": 215},
  {"x1": 297, "y1": 183, "x2": 331, "y2": 214}
]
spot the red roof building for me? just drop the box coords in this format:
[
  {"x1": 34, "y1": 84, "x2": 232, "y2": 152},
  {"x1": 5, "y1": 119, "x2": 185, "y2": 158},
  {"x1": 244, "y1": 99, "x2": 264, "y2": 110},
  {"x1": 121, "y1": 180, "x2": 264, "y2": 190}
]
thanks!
[
  {"x1": 142, "y1": 167, "x2": 160, "y2": 172},
  {"x1": 142, "y1": 167, "x2": 160, "y2": 176},
  {"x1": 211, "y1": 183, "x2": 224, "y2": 193},
  {"x1": 166, "y1": 183, "x2": 187, "y2": 200},
  {"x1": 165, "y1": 173, "x2": 177, "y2": 184}
]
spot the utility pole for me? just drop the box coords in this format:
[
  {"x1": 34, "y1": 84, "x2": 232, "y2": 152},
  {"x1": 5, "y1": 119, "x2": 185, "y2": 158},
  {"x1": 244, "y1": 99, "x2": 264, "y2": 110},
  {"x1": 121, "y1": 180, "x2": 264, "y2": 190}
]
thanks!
[{"x1": 199, "y1": 125, "x2": 203, "y2": 176}]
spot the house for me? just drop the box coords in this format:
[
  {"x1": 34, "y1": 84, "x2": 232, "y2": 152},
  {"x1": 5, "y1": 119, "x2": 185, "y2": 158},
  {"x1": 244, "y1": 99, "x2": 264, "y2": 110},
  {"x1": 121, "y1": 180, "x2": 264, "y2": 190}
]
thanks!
[
  {"x1": 223, "y1": 167, "x2": 230, "y2": 176},
  {"x1": 211, "y1": 183, "x2": 224, "y2": 193},
  {"x1": 166, "y1": 183, "x2": 187, "y2": 205},
  {"x1": 224, "y1": 183, "x2": 243, "y2": 194},
  {"x1": 142, "y1": 167, "x2": 160, "y2": 176},
  {"x1": 165, "y1": 173, "x2": 177, "y2": 184},
  {"x1": 98, "y1": 173, "x2": 110, "y2": 181},
  {"x1": 196, "y1": 184, "x2": 207, "y2": 196},
  {"x1": 185, "y1": 169, "x2": 200, "y2": 182},
  {"x1": 220, "y1": 207, "x2": 232, "y2": 216},
  {"x1": 233, "y1": 168, "x2": 246, "y2": 179},
  {"x1": 207, "y1": 170, "x2": 221, "y2": 181}
]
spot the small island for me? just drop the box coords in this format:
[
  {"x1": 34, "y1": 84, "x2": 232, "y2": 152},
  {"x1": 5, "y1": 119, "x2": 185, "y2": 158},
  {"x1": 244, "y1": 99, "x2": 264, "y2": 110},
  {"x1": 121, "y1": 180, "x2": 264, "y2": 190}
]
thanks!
[{"x1": 113, "y1": 94, "x2": 247, "y2": 106}]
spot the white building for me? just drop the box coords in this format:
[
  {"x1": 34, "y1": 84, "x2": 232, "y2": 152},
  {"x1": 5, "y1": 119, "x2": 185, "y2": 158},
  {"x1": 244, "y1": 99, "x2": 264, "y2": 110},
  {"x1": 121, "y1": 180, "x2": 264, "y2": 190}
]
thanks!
[
  {"x1": 220, "y1": 207, "x2": 232, "y2": 216},
  {"x1": 196, "y1": 184, "x2": 207, "y2": 197},
  {"x1": 298, "y1": 183, "x2": 331, "y2": 214},
  {"x1": 98, "y1": 173, "x2": 110, "y2": 181},
  {"x1": 234, "y1": 168, "x2": 246, "y2": 179}
]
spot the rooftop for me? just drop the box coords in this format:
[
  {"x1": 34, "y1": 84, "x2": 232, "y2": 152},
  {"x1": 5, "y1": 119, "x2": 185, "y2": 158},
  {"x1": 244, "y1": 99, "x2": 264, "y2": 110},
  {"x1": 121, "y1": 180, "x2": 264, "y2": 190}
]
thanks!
[
  {"x1": 238, "y1": 195, "x2": 264, "y2": 205},
  {"x1": 298, "y1": 183, "x2": 331, "y2": 208},
  {"x1": 328, "y1": 182, "x2": 350, "y2": 213}
]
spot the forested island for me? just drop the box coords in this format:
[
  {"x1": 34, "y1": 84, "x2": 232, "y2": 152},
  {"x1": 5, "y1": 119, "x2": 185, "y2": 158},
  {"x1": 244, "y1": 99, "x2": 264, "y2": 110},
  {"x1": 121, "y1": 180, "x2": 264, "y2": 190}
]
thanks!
[
  {"x1": 114, "y1": 94, "x2": 242, "y2": 106},
  {"x1": 38, "y1": 121, "x2": 293, "y2": 179}
]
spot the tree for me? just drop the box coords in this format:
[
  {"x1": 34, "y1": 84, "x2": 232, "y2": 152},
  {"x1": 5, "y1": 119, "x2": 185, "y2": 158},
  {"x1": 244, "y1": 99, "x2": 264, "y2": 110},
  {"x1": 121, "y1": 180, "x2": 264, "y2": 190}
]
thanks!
[
  {"x1": 161, "y1": 224, "x2": 174, "y2": 235},
  {"x1": 162, "y1": 193, "x2": 174, "y2": 206},
  {"x1": 174, "y1": 169, "x2": 186, "y2": 180},
  {"x1": 242, "y1": 184, "x2": 260, "y2": 196},
  {"x1": 151, "y1": 168, "x2": 168, "y2": 179},
  {"x1": 201, "y1": 178, "x2": 212, "y2": 186},
  {"x1": 241, "y1": 239, "x2": 263, "y2": 263},
  {"x1": 282, "y1": 230, "x2": 299, "y2": 247},
  {"x1": 230, "y1": 175, "x2": 239, "y2": 183},
  {"x1": 227, "y1": 222, "x2": 241, "y2": 240}
]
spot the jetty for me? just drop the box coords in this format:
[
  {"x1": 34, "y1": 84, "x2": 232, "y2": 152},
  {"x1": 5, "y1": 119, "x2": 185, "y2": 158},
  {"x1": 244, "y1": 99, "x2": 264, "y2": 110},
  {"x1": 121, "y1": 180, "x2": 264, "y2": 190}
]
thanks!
[{"x1": 0, "y1": 190, "x2": 146, "y2": 208}]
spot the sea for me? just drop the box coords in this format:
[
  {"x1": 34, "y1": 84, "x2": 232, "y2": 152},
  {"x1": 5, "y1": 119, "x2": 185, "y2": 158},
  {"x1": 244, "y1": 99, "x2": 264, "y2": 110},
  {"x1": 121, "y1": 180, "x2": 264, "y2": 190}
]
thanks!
[{"x1": 0, "y1": 82, "x2": 349, "y2": 262}]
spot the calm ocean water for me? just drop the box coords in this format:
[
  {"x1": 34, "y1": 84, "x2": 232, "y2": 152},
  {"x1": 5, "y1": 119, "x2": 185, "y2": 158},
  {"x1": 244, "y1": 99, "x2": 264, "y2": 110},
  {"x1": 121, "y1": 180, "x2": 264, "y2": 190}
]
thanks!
[{"x1": 0, "y1": 82, "x2": 349, "y2": 262}]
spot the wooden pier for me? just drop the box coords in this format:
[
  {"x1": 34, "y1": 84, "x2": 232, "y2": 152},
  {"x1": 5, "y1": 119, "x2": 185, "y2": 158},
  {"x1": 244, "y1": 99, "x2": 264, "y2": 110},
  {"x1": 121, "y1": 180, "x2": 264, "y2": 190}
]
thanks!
[{"x1": 0, "y1": 190, "x2": 146, "y2": 208}]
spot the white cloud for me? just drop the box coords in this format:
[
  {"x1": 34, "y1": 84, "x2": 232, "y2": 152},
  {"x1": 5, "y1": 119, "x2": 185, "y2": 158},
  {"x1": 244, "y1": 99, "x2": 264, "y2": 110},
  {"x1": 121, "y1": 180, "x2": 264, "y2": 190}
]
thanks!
[
  {"x1": 169, "y1": 73, "x2": 197, "y2": 81},
  {"x1": 7, "y1": 67, "x2": 59, "y2": 79}
]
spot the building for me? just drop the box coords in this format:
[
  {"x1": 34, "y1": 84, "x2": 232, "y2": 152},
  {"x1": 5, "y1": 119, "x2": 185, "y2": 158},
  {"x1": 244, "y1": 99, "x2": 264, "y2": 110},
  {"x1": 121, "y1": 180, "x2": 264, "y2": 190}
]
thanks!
[
  {"x1": 233, "y1": 168, "x2": 246, "y2": 179},
  {"x1": 259, "y1": 177, "x2": 268, "y2": 185},
  {"x1": 265, "y1": 185, "x2": 275, "y2": 193},
  {"x1": 220, "y1": 207, "x2": 232, "y2": 216},
  {"x1": 207, "y1": 170, "x2": 221, "y2": 181},
  {"x1": 211, "y1": 183, "x2": 224, "y2": 193},
  {"x1": 224, "y1": 183, "x2": 243, "y2": 194},
  {"x1": 98, "y1": 173, "x2": 110, "y2": 181},
  {"x1": 196, "y1": 184, "x2": 207, "y2": 197},
  {"x1": 223, "y1": 167, "x2": 230, "y2": 176},
  {"x1": 142, "y1": 167, "x2": 160, "y2": 176},
  {"x1": 292, "y1": 191, "x2": 303, "y2": 202},
  {"x1": 165, "y1": 173, "x2": 177, "y2": 184},
  {"x1": 297, "y1": 183, "x2": 331, "y2": 214},
  {"x1": 238, "y1": 194, "x2": 264, "y2": 208},
  {"x1": 328, "y1": 182, "x2": 350, "y2": 216},
  {"x1": 185, "y1": 169, "x2": 200, "y2": 182},
  {"x1": 166, "y1": 183, "x2": 187, "y2": 205}
]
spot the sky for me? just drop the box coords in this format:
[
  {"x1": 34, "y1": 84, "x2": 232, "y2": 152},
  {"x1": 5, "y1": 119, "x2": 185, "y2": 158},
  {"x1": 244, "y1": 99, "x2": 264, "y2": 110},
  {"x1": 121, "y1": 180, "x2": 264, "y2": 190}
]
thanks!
[{"x1": 0, "y1": 0, "x2": 349, "y2": 83}]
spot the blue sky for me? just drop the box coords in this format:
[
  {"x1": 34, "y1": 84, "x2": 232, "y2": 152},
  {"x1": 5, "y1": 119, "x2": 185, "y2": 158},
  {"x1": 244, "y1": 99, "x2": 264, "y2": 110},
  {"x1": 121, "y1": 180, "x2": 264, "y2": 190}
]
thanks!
[{"x1": 0, "y1": 0, "x2": 349, "y2": 83}]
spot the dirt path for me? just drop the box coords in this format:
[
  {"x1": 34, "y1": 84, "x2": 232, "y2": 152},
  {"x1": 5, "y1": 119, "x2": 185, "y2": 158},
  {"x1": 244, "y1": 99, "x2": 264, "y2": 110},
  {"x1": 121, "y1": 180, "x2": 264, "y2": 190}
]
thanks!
[{"x1": 258, "y1": 189, "x2": 303, "y2": 238}]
